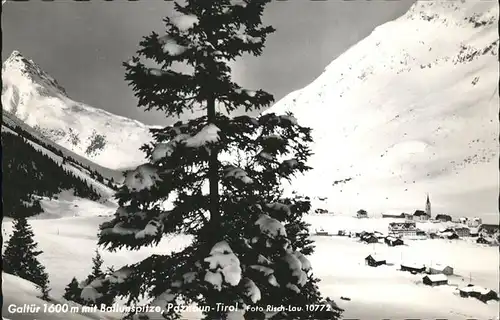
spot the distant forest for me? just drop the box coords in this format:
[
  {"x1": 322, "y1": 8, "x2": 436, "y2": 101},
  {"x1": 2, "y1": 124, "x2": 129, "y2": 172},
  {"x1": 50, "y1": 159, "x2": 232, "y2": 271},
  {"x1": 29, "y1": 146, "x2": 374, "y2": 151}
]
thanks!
[
  {"x1": 2, "y1": 130, "x2": 102, "y2": 218},
  {"x1": 3, "y1": 122, "x2": 117, "y2": 189}
]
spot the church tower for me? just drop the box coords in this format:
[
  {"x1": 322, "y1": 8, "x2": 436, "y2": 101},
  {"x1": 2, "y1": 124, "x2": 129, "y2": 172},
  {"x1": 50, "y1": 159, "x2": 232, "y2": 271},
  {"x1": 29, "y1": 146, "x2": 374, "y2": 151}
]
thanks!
[{"x1": 425, "y1": 193, "x2": 431, "y2": 217}]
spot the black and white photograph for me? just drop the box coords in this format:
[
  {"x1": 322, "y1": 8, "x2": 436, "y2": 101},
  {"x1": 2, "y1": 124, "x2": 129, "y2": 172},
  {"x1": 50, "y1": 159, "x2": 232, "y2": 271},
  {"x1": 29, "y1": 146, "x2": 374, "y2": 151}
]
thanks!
[{"x1": 1, "y1": 0, "x2": 499, "y2": 319}]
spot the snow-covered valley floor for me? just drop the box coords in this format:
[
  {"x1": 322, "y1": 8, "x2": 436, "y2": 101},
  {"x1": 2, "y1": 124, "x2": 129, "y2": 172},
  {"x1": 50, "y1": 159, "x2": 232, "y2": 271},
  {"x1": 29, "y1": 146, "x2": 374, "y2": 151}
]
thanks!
[{"x1": 2, "y1": 199, "x2": 499, "y2": 320}]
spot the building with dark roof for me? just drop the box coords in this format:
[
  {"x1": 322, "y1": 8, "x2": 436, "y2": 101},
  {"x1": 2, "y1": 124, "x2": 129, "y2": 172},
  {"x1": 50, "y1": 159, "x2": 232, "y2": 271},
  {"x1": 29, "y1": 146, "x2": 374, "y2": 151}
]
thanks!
[
  {"x1": 435, "y1": 214, "x2": 452, "y2": 222},
  {"x1": 413, "y1": 210, "x2": 430, "y2": 221},
  {"x1": 400, "y1": 262, "x2": 426, "y2": 274},
  {"x1": 365, "y1": 255, "x2": 386, "y2": 267},
  {"x1": 428, "y1": 264, "x2": 454, "y2": 275},
  {"x1": 385, "y1": 236, "x2": 404, "y2": 247},
  {"x1": 423, "y1": 274, "x2": 448, "y2": 286},
  {"x1": 479, "y1": 224, "x2": 499, "y2": 235}
]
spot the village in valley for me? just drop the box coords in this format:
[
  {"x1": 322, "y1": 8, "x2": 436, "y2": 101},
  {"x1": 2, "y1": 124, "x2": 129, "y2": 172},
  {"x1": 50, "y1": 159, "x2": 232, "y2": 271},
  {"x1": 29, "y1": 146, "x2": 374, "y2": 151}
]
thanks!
[{"x1": 309, "y1": 194, "x2": 500, "y2": 306}]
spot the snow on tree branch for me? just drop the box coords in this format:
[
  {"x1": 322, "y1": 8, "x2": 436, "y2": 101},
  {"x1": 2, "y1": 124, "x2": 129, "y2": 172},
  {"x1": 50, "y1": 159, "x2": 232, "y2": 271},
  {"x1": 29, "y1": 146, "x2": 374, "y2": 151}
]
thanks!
[
  {"x1": 124, "y1": 164, "x2": 162, "y2": 192},
  {"x1": 151, "y1": 134, "x2": 190, "y2": 162},
  {"x1": 223, "y1": 165, "x2": 253, "y2": 184},
  {"x1": 268, "y1": 274, "x2": 279, "y2": 287},
  {"x1": 265, "y1": 202, "x2": 291, "y2": 216},
  {"x1": 171, "y1": 14, "x2": 199, "y2": 32},
  {"x1": 106, "y1": 266, "x2": 133, "y2": 284},
  {"x1": 283, "y1": 252, "x2": 308, "y2": 286},
  {"x1": 286, "y1": 283, "x2": 301, "y2": 293},
  {"x1": 255, "y1": 214, "x2": 287, "y2": 238},
  {"x1": 159, "y1": 36, "x2": 188, "y2": 56},
  {"x1": 249, "y1": 265, "x2": 274, "y2": 276},
  {"x1": 293, "y1": 251, "x2": 312, "y2": 271},
  {"x1": 184, "y1": 124, "x2": 221, "y2": 148},
  {"x1": 204, "y1": 241, "x2": 242, "y2": 289},
  {"x1": 100, "y1": 222, "x2": 141, "y2": 236},
  {"x1": 135, "y1": 219, "x2": 164, "y2": 239},
  {"x1": 242, "y1": 278, "x2": 261, "y2": 303},
  {"x1": 257, "y1": 254, "x2": 272, "y2": 265},
  {"x1": 279, "y1": 114, "x2": 298, "y2": 126}
]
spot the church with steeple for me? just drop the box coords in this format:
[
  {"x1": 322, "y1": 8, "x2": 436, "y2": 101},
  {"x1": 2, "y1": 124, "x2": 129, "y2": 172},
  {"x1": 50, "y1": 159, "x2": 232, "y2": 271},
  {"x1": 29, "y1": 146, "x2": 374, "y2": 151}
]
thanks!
[{"x1": 425, "y1": 193, "x2": 432, "y2": 218}]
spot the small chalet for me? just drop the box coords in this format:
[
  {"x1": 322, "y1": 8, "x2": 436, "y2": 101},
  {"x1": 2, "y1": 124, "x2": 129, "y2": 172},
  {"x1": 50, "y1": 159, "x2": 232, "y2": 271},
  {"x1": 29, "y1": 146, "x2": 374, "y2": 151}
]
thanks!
[
  {"x1": 413, "y1": 210, "x2": 430, "y2": 221},
  {"x1": 478, "y1": 224, "x2": 499, "y2": 235},
  {"x1": 435, "y1": 214, "x2": 452, "y2": 222},
  {"x1": 459, "y1": 286, "x2": 499, "y2": 303},
  {"x1": 454, "y1": 227, "x2": 470, "y2": 237},
  {"x1": 476, "y1": 237, "x2": 491, "y2": 245},
  {"x1": 429, "y1": 264, "x2": 454, "y2": 276},
  {"x1": 356, "y1": 209, "x2": 368, "y2": 219},
  {"x1": 360, "y1": 233, "x2": 378, "y2": 244},
  {"x1": 477, "y1": 289, "x2": 499, "y2": 303},
  {"x1": 423, "y1": 274, "x2": 448, "y2": 287},
  {"x1": 385, "y1": 236, "x2": 404, "y2": 247},
  {"x1": 365, "y1": 255, "x2": 386, "y2": 267},
  {"x1": 458, "y1": 285, "x2": 476, "y2": 298},
  {"x1": 400, "y1": 262, "x2": 426, "y2": 274}
]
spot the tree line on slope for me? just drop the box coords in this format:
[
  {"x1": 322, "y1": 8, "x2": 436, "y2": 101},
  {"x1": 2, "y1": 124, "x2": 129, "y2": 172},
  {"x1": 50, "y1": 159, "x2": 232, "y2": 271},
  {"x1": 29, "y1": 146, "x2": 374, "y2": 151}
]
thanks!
[
  {"x1": 2, "y1": 131, "x2": 101, "y2": 218},
  {"x1": 4, "y1": 122, "x2": 118, "y2": 190}
]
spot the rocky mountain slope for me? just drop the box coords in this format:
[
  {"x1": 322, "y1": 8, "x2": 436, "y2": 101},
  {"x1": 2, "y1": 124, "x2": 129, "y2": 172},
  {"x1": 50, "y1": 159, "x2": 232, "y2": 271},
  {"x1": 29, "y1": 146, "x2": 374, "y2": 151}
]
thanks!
[
  {"x1": 269, "y1": 0, "x2": 499, "y2": 221},
  {"x1": 1, "y1": 51, "x2": 154, "y2": 170}
]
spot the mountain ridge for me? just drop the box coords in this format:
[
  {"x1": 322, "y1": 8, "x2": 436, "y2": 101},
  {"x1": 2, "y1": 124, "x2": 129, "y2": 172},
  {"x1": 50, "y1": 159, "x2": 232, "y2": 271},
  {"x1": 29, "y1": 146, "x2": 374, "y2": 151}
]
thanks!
[
  {"x1": 269, "y1": 0, "x2": 499, "y2": 222},
  {"x1": 2, "y1": 50, "x2": 155, "y2": 170}
]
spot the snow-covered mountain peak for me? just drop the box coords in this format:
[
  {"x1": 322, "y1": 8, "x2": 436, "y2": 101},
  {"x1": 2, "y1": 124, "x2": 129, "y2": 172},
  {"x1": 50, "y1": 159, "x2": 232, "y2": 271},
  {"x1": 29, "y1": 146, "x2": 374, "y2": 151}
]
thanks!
[
  {"x1": 2, "y1": 51, "x2": 154, "y2": 170},
  {"x1": 269, "y1": 0, "x2": 499, "y2": 221},
  {"x1": 3, "y1": 50, "x2": 68, "y2": 98}
]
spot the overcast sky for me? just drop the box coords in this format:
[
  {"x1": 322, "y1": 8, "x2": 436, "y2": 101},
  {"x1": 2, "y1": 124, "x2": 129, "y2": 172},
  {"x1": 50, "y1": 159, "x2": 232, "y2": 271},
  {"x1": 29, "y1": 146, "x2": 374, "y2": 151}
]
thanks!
[{"x1": 2, "y1": 0, "x2": 413, "y2": 126}]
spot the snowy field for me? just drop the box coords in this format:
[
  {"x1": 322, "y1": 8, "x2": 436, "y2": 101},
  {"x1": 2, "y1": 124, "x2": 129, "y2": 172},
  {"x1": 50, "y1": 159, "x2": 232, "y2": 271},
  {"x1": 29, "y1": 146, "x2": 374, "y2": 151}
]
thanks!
[{"x1": 2, "y1": 198, "x2": 499, "y2": 320}]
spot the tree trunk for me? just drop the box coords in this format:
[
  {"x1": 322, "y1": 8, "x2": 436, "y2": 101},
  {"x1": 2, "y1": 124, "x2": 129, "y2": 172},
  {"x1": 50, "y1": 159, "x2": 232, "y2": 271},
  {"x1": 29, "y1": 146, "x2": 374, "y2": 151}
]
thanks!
[{"x1": 207, "y1": 96, "x2": 220, "y2": 234}]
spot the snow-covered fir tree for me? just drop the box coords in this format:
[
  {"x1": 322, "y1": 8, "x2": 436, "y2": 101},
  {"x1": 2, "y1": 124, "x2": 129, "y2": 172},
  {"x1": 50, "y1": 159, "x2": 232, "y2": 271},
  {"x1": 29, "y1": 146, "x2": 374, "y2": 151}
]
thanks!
[
  {"x1": 96, "y1": 1, "x2": 343, "y2": 319},
  {"x1": 64, "y1": 277, "x2": 83, "y2": 304},
  {"x1": 39, "y1": 276, "x2": 51, "y2": 301},
  {"x1": 77, "y1": 249, "x2": 116, "y2": 307},
  {"x1": 3, "y1": 217, "x2": 51, "y2": 300},
  {"x1": 87, "y1": 249, "x2": 105, "y2": 283}
]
